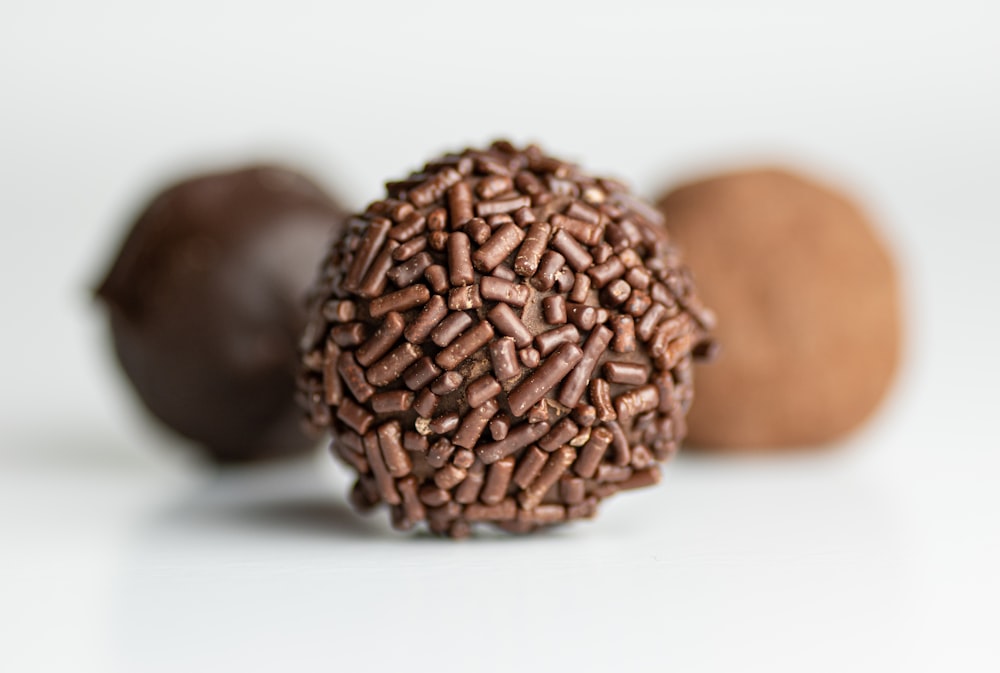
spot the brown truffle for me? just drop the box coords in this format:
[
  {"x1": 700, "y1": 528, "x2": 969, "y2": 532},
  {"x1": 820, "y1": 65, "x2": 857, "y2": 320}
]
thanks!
[
  {"x1": 96, "y1": 164, "x2": 345, "y2": 462},
  {"x1": 657, "y1": 168, "x2": 901, "y2": 450},
  {"x1": 299, "y1": 141, "x2": 714, "y2": 537}
]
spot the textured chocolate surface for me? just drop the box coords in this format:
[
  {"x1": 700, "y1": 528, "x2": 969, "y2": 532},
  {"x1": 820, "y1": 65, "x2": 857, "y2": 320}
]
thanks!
[
  {"x1": 300, "y1": 141, "x2": 713, "y2": 536},
  {"x1": 96, "y1": 165, "x2": 345, "y2": 462},
  {"x1": 657, "y1": 168, "x2": 901, "y2": 449}
]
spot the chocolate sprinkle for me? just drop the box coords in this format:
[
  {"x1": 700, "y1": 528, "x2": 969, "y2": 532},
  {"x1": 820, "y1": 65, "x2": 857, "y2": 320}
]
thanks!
[{"x1": 300, "y1": 141, "x2": 713, "y2": 537}]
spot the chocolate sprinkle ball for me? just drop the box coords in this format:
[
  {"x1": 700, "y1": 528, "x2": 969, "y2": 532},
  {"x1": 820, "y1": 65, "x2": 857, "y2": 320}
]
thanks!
[
  {"x1": 96, "y1": 165, "x2": 345, "y2": 463},
  {"x1": 300, "y1": 141, "x2": 714, "y2": 537},
  {"x1": 657, "y1": 168, "x2": 901, "y2": 450}
]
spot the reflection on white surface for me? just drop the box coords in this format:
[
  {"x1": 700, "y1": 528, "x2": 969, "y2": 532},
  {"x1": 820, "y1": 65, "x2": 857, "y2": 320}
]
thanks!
[{"x1": 101, "y1": 450, "x2": 908, "y2": 673}]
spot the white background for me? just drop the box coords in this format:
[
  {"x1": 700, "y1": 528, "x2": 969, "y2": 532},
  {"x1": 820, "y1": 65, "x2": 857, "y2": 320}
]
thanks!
[{"x1": 2, "y1": 1, "x2": 998, "y2": 671}]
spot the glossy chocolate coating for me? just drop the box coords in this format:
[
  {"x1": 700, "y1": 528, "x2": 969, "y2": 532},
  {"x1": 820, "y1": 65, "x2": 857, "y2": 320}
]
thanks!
[{"x1": 96, "y1": 165, "x2": 344, "y2": 462}]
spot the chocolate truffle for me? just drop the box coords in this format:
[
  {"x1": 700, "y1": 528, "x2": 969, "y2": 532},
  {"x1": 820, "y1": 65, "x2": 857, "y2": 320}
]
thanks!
[
  {"x1": 299, "y1": 141, "x2": 714, "y2": 537},
  {"x1": 96, "y1": 164, "x2": 345, "y2": 462},
  {"x1": 657, "y1": 168, "x2": 901, "y2": 450}
]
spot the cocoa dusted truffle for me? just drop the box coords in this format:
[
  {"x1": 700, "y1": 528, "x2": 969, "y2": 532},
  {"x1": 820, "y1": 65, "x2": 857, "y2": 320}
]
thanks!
[
  {"x1": 657, "y1": 168, "x2": 901, "y2": 450},
  {"x1": 96, "y1": 164, "x2": 345, "y2": 462},
  {"x1": 299, "y1": 141, "x2": 714, "y2": 537}
]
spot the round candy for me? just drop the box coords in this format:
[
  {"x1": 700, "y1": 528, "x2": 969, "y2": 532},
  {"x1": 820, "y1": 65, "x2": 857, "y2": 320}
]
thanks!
[
  {"x1": 657, "y1": 168, "x2": 901, "y2": 450},
  {"x1": 299, "y1": 141, "x2": 714, "y2": 536},
  {"x1": 96, "y1": 164, "x2": 345, "y2": 462}
]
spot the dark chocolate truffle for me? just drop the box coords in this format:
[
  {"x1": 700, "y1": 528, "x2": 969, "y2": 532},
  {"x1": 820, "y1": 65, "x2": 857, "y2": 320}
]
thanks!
[
  {"x1": 299, "y1": 141, "x2": 714, "y2": 537},
  {"x1": 657, "y1": 168, "x2": 901, "y2": 450},
  {"x1": 96, "y1": 164, "x2": 345, "y2": 462}
]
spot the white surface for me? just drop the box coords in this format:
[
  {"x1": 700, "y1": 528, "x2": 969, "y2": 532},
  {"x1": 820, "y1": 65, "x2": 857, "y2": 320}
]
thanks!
[{"x1": 2, "y1": 1, "x2": 998, "y2": 671}]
